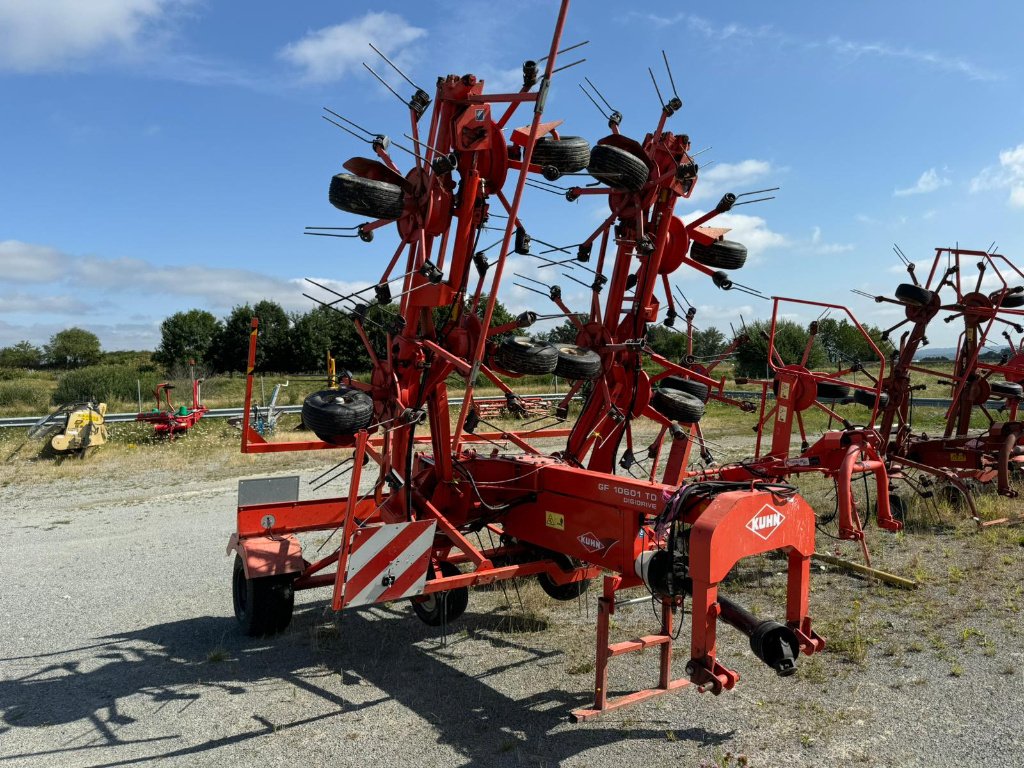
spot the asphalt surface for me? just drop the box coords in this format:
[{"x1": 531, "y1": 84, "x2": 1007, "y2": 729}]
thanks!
[{"x1": 1, "y1": 458, "x2": 1022, "y2": 768}]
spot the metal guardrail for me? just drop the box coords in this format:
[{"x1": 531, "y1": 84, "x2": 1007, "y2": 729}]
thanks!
[{"x1": 0, "y1": 391, "x2": 990, "y2": 431}]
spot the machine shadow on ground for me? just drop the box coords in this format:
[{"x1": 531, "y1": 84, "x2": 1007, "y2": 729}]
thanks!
[{"x1": 0, "y1": 602, "x2": 735, "y2": 767}]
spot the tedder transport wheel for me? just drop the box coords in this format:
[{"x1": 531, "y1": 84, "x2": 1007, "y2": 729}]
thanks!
[
  {"x1": 991, "y1": 381, "x2": 1024, "y2": 398},
  {"x1": 689, "y1": 239, "x2": 748, "y2": 270},
  {"x1": 529, "y1": 136, "x2": 591, "y2": 173},
  {"x1": 651, "y1": 387, "x2": 705, "y2": 423},
  {"x1": 329, "y1": 173, "x2": 405, "y2": 220},
  {"x1": 815, "y1": 381, "x2": 851, "y2": 400},
  {"x1": 537, "y1": 553, "x2": 592, "y2": 600},
  {"x1": 852, "y1": 388, "x2": 890, "y2": 408},
  {"x1": 232, "y1": 555, "x2": 295, "y2": 637},
  {"x1": 411, "y1": 561, "x2": 469, "y2": 627},
  {"x1": 895, "y1": 283, "x2": 935, "y2": 307},
  {"x1": 553, "y1": 344, "x2": 602, "y2": 379},
  {"x1": 495, "y1": 337, "x2": 559, "y2": 375},
  {"x1": 660, "y1": 375, "x2": 710, "y2": 402},
  {"x1": 888, "y1": 494, "x2": 908, "y2": 523},
  {"x1": 586, "y1": 144, "x2": 649, "y2": 191},
  {"x1": 302, "y1": 387, "x2": 374, "y2": 444}
]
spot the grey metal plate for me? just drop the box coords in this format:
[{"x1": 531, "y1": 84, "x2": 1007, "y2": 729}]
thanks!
[{"x1": 237, "y1": 476, "x2": 300, "y2": 507}]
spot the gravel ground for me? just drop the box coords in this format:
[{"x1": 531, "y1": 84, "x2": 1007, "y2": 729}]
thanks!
[{"x1": 1, "y1": 448, "x2": 1022, "y2": 768}]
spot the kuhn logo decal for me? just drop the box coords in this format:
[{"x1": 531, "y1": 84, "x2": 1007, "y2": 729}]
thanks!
[
  {"x1": 746, "y1": 505, "x2": 785, "y2": 541},
  {"x1": 577, "y1": 532, "x2": 617, "y2": 555}
]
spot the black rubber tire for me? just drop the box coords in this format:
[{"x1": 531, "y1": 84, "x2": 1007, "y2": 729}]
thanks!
[
  {"x1": 537, "y1": 554, "x2": 592, "y2": 601},
  {"x1": 329, "y1": 173, "x2": 405, "y2": 219},
  {"x1": 553, "y1": 344, "x2": 602, "y2": 379},
  {"x1": 660, "y1": 375, "x2": 710, "y2": 402},
  {"x1": 895, "y1": 283, "x2": 934, "y2": 307},
  {"x1": 529, "y1": 136, "x2": 591, "y2": 173},
  {"x1": 816, "y1": 381, "x2": 850, "y2": 400},
  {"x1": 232, "y1": 555, "x2": 294, "y2": 637},
  {"x1": 494, "y1": 337, "x2": 558, "y2": 375},
  {"x1": 689, "y1": 239, "x2": 748, "y2": 270},
  {"x1": 852, "y1": 388, "x2": 890, "y2": 409},
  {"x1": 1000, "y1": 293, "x2": 1024, "y2": 308},
  {"x1": 411, "y1": 561, "x2": 469, "y2": 627},
  {"x1": 651, "y1": 387, "x2": 705, "y2": 423},
  {"x1": 888, "y1": 494, "x2": 908, "y2": 524},
  {"x1": 301, "y1": 387, "x2": 374, "y2": 444},
  {"x1": 991, "y1": 380, "x2": 1024, "y2": 398},
  {"x1": 940, "y1": 484, "x2": 967, "y2": 510},
  {"x1": 587, "y1": 144, "x2": 649, "y2": 191}
]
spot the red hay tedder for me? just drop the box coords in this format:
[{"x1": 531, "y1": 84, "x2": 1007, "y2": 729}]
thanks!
[
  {"x1": 859, "y1": 246, "x2": 1024, "y2": 523},
  {"x1": 228, "y1": 0, "x2": 826, "y2": 721},
  {"x1": 688, "y1": 297, "x2": 903, "y2": 566}
]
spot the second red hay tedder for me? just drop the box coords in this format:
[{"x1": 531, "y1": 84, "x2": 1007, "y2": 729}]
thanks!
[{"x1": 222, "y1": 0, "x2": 1020, "y2": 723}]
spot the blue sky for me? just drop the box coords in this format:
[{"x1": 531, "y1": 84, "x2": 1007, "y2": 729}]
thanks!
[{"x1": 2, "y1": 0, "x2": 1022, "y2": 351}]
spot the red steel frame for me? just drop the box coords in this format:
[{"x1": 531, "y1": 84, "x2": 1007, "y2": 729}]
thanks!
[{"x1": 228, "y1": 0, "x2": 827, "y2": 720}]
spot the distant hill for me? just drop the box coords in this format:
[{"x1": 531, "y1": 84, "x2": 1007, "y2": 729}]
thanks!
[{"x1": 913, "y1": 345, "x2": 1010, "y2": 361}]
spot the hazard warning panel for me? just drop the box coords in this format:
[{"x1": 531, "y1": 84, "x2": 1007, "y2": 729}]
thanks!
[{"x1": 341, "y1": 520, "x2": 437, "y2": 609}]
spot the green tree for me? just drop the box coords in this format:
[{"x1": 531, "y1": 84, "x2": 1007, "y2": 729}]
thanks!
[
  {"x1": 647, "y1": 324, "x2": 687, "y2": 360},
  {"x1": 154, "y1": 310, "x2": 221, "y2": 369},
  {"x1": 692, "y1": 327, "x2": 726, "y2": 360},
  {"x1": 817, "y1": 318, "x2": 888, "y2": 365},
  {"x1": 44, "y1": 328, "x2": 101, "y2": 369},
  {"x1": 735, "y1": 319, "x2": 826, "y2": 378},
  {"x1": 537, "y1": 314, "x2": 588, "y2": 344},
  {"x1": 214, "y1": 300, "x2": 291, "y2": 372},
  {"x1": 0, "y1": 340, "x2": 43, "y2": 368}
]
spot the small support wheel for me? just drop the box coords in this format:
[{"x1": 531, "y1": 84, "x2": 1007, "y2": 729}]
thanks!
[
  {"x1": 411, "y1": 561, "x2": 469, "y2": 627},
  {"x1": 329, "y1": 173, "x2": 405, "y2": 219},
  {"x1": 232, "y1": 555, "x2": 295, "y2": 637},
  {"x1": 689, "y1": 239, "x2": 747, "y2": 270},
  {"x1": 939, "y1": 484, "x2": 967, "y2": 510},
  {"x1": 650, "y1": 387, "x2": 705, "y2": 423},
  {"x1": 991, "y1": 380, "x2": 1023, "y2": 398},
  {"x1": 888, "y1": 493, "x2": 908, "y2": 523},
  {"x1": 586, "y1": 144, "x2": 649, "y2": 191},
  {"x1": 494, "y1": 337, "x2": 559, "y2": 375},
  {"x1": 301, "y1": 387, "x2": 374, "y2": 444},
  {"x1": 537, "y1": 554, "x2": 592, "y2": 600},
  {"x1": 852, "y1": 388, "x2": 890, "y2": 408},
  {"x1": 815, "y1": 381, "x2": 851, "y2": 400},
  {"x1": 553, "y1": 344, "x2": 602, "y2": 379},
  {"x1": 528, "y1": 136, "x2": 591, "y2": 173},
  {"x1": 660, "y1": 375, "x2": 710, "y2": 402},
  {"x1": 895, "y1": 283, "x2": 935, "y2": 307}
]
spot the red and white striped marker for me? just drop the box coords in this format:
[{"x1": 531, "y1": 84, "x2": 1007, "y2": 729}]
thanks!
[{"x1": 341, "y1": 520, "x2": 436, "y2": 609}]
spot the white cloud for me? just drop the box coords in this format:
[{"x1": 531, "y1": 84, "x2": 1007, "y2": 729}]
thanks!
[
  {"x1": 0, "y1": 240, "x2": 71, "y2": 282},
  {"x1": 0, "y1": 318, "x2": 159, "y2": 350},
  {"x1": 0, "y1": 0, "x2": 176, "y2": 72},
  {"x1": 893, "y1": 168, "x2": 950, "y2": 197},
  {"x1": 824, "y1": 37, "x2": 999, "y2": 82},
  {"x1": 0, "y1": 293, "x2": 92, "y2": 315},
  {"x1": 685, "y1": 209, "x2": 787, "y2": 265},
  {"x1": 279, "y1": 12, "x2": 425, "y2": 84},
  {"x1": 970, "y1": 144, "x2": 1024, "y2": 208},
  {"x1": 690, "y1": 159, "x2": 773, "y2": 202},
  {"x1": 75, "y1": 255, "x2": 308, "y2": 311},
  {"x1": 628, "y1": 13, "x2": 999, "y2": 82},
  {"x1": 808, "y1": 226, "x2": 854, "y2": 255}
]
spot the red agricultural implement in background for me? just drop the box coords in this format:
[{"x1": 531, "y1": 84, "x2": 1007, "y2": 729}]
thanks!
[
  {"x1": 228, "y1": 0, "x2": 827, "y2": 721},
  {"x1": 858, "y1": 246, "x2": 1024, "y2": 522},
  {"x1": 136, "y1": 362, "x2": 208, "y2": 436},
  {"x1": 687, "y1": 298, "x2": 902, "y2": 565}
]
